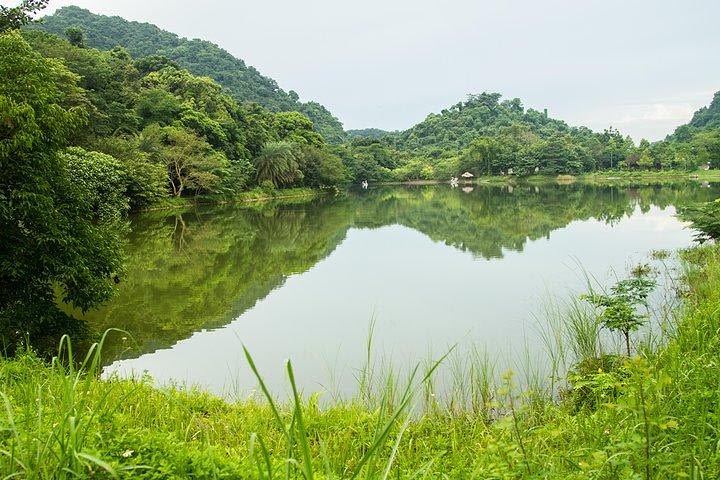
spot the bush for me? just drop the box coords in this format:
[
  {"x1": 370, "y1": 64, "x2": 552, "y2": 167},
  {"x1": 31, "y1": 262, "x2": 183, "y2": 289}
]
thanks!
[
  {"x1": 680, "y1": 199, "x2": 720, "y2": 242},
  {"x1": 88, "y1": 136, "x2": 168, "y2": 210},
  {"x1": 60, "y1": 147, "x2": 129, "y2": 221},
  {"x1": 565, "y1": 354, "x2": 628, "y2": 412}
]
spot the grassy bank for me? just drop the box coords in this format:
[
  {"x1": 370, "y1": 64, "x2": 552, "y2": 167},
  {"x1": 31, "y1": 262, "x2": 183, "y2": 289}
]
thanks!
[
  {"x1": 143, "y1": 187, "x2": 331, "y2": 212},
  {"x1": 2, "y1": 245, "x2": 720, "y2": 478},
  {"x1": 390, "y1": 170, "x2": 720, "y2": 188},
  {"x1": 578, "y1": 169, "x2": 720, "y2": 184},
  {"x1": 497, "y1": 169, "x2": 720, "y2": 186}
]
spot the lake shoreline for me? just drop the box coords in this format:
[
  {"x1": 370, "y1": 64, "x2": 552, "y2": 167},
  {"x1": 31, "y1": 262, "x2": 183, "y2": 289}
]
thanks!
[
  {"x1": 138, "y1": 186, "x2": 333, "y2": 212},
  {"x1": 134, "y1": 171, "x2": 720, "y2": 213},
  {"x1": 2, "y1": 241, "x2": 719, "y2": 477},
  {"x1": 385, "y1": 169, "x2": 720, "y2": 187}
]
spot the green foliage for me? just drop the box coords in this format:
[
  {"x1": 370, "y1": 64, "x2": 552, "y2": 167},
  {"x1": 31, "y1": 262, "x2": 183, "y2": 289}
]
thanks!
[
  {"x1": 64, "y1": 26, "x2": 84, "y2": 48},
  {"x1": 346, "y1": 128, "x2": 394, "y2": 140},
  {"x1": 342, "y1": 91, "x2": 720, "y2": 183},
  {"x1": 254, "y1": 141, "x2": 303, "y2": 187},
  {"x1": 24, "y1": 27, "x2": 345, "y2": 205},
  {"x1": 59, "y1": 147, "x2": 129, "y2": 222},
  {"x1": 18, "y1": 27, "x2": 341, "y2": 206},
  {"x1": 297, "y1": 147, "x2": 349, "y2": 187},
  {"x1": 87, "y1": 135, "x2": 168, "y2": 210},
  {"x1": 652, "y1": 90, "x2": 720, "y2": 171},
  {"x1": 680, "y1": 198, "x2": 720, "y2": 243},
  {"x1": 583, "y1": 273, "x2": 656, "y2": 355},
  {"x1": 337, "y1": 96, "x2": 641, "y2": 183},
  {"x1": 141, "y1": 124, "x2": 229, "y2": 196},
  {"x1": 677, "y1": 91, "x2": 720, "y2": 136},
  {"x1": 23, "y1": 30, "x2": 142, "y2": 140},
  {"x1": 566, "y1": 354, "x2": 628, "y2": 412},
  {"x1": 0, "y1": 32, "x2": 123, "y2": 349},
  {"x1": 0, "y1": 0, "x2": 48, "y2": 32},
  {"x1": 135, "y1": 88, "x2": 182, "y2": 126},
  {"x1": 273, "y1": 110, "x2": 324, "y2": 148},
  {"x1": 33, "y1": 6, "x2": 346, "y2": 144}
]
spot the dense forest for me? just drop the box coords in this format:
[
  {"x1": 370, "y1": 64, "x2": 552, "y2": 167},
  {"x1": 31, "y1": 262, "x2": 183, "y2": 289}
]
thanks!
[
  {"x1": 33, "y1": 6, "x2": 347, "y2": 143},
  {"x1": 32, "y1": 6, "x2": 720, "y2": 185},
  {"x1": 344, "y1": 91, "x2": 720, "y2": 181}
]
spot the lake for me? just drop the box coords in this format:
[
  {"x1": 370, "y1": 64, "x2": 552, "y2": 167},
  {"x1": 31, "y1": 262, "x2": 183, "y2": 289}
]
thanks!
[{"x1": 85, "y1": 182, "x2": 719, "y2": 398}]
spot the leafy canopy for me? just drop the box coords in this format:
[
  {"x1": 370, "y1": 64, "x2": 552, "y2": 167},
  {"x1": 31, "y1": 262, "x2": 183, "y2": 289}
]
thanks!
[{"x1": 0, "y1": 32, "x2": 126, "y2": 348}]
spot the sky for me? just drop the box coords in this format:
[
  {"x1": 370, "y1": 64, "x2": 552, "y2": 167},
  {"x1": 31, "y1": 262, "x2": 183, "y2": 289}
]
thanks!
[{"x1": 30, "y1": 0, "x2": 720, "y2": 141}]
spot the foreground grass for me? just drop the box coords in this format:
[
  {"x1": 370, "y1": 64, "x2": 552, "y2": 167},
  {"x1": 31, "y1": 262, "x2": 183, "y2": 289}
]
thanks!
[{"x1": 2, "y1": 246, "x2": 720, "y2": 478}]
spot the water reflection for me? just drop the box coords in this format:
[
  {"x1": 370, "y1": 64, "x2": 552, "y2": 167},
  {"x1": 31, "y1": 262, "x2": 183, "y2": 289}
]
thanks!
[{"x1": 83, "y1": 182, "x2": 718, "y2": 395}]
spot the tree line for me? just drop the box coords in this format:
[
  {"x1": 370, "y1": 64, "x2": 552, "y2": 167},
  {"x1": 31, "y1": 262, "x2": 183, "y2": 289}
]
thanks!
[{"x1": 341, "y1": 91, "x2": 720, "y2": 182}]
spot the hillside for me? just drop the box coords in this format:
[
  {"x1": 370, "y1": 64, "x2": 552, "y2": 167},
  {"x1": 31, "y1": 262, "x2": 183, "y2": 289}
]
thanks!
[
  {"x1": 670, "y1": 90, "x2": 720, "y2": 141},
  {"x1": 346, "y1": 128, "x2": 394, "y2": 140},
  {"x1": 647, "y1": 90, "x2": 720, "y2": 168},
  {"x1": 385, "y1": 93, "x2": 576, "y2": 153},
  {"x1": 687, "y1": 90, "x2": 720, "y2": 130},
  {"x1": 34, "y1": 6, "x2": 346, "y2": 143}
]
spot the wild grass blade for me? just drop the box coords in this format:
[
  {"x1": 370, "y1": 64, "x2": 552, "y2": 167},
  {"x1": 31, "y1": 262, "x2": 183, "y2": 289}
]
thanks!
[
  {"x1": 380, "y1": 411, "x2": 412, "y2": 480},
  {"x1": 75, "y1": 452, "x2": 118, "y2": 479},
  {"x1": 242, "y1": 345, "x2": 291, "y2": 443},
  {"x1": 286, "y1": 360, "x2": 314, "y2": 480}
]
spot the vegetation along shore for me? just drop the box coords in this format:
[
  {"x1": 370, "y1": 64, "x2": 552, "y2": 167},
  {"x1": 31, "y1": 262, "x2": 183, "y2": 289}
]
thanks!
[{"x1": 2, "y1": 1, "x2": 720, "y2": 478}]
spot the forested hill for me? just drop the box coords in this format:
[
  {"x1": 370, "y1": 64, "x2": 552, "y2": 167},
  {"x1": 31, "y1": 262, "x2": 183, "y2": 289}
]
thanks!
[
  {"x1": 34, "y1": 6, "x2": 346, "y2": 143},
  {"x1": 670, "y1": 90, "x2": 720, "y2": 141},
  {"x1": 385, "y1": 93, "x2": 577, "y2": 153},
  {"x1": 346, "y1": 128, "x2": 394, "y2": 140}
]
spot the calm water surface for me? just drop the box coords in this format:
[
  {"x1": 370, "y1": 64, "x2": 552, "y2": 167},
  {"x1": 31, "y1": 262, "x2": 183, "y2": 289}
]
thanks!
[{"x1": 85, "y1": 183, "x2": 720, "y2": 397}]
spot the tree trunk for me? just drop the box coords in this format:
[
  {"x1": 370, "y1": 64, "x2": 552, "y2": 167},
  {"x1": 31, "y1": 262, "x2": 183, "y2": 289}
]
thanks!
[{"x1": 624, "y1": 331, "x2": 631, "y2": 356}]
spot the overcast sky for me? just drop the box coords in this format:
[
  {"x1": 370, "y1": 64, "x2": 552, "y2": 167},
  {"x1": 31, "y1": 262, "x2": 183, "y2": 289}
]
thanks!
[{"x1": 32, "y1": 0, "x2": 720, "y2": 140}]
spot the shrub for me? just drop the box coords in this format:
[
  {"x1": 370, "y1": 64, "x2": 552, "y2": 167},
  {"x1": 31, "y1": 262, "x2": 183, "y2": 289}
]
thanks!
[
  {"x1": 565, "y1": 354, "x2": 628, "y2": 412},
  {"x1": 680, "y1": 199, "x2": 720, "y2": 242}
]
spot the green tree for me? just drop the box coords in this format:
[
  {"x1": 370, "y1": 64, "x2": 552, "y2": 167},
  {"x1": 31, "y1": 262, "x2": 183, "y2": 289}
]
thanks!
[
  {"x1": 297, "y1": 147, "x2": 348, "y2": 187},
  {"x1": 0, "y1": 0, "x2": 48, "y2": 32},
  {"x1": 141, "y1": 124, "x2": 228, "y2": 196},
  {"x1": 0, "y1": 32, "x2": 124, "y2": 347},
  {"x1": 273, "y1": 111, "x2": 324, "y2": 148},
  {"x1": 88, "y1": 135, "x2": 169, "y2": 210},
  {"x1": 680, "y1": 199, "x2": 720, "y2": 243},
  {"x1": 254, "y1": 141, "x2": 303, "y2": 187},
  {"x1": 691, "y1": 129, "x2": 720, "y2": 169},
  {"x1": 65, "y1": 26, "x2": 85, "y2": 48},
  {"x1": 59, "y1": 147, "x2": 129, "y2": 222},
  {"x1": 136, "y1": 88, "x2": 183, "y2": 127},
  {"x1": 582, "y1": 274, "x2": 656, "y2": 356},
  {"x1": 460, "y1": 137, "x2": 497, "y2": 175}
]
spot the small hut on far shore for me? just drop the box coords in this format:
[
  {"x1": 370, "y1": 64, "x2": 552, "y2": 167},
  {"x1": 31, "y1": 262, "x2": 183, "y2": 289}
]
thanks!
[{"x1": 461, "y1": 172, "x2": 474, "y2": 181}]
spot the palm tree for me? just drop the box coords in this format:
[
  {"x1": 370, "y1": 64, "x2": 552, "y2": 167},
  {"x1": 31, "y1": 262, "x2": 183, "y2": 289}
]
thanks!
[{"x1": 254, "y1": 141, "x2": 302, "y2": 187}]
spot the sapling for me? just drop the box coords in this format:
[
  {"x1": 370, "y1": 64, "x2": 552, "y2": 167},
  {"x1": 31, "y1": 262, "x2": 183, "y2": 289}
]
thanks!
[{"x1": 582, "y1": 272, "x2": 656, "y2": 356}]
